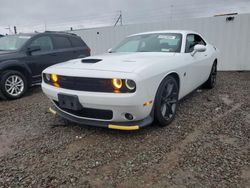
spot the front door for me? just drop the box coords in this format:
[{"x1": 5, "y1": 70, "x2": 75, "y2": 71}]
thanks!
[
  {"x1": 25, "y1": 36, "x2": 58, "y2": 83},
  {"x1": 185, "y1": 34, "x2": 209, "y2": 90}
]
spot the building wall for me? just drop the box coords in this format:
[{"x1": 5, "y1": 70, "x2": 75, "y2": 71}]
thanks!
[{"x1": 72, "y1": 13, "x2": 250, "y2": 71}]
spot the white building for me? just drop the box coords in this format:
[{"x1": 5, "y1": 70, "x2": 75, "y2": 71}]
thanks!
[{"x1": 72, "y1": 13, "x2": 250, "y2": 71}]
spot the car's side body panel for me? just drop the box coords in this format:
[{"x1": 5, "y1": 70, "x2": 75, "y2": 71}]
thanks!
[{"x1": 0, "y1": 59, "x2": 33, "y2": 85}]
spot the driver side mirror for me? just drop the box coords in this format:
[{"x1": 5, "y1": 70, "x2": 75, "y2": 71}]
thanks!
[
  {"x1": 27, "y1": 45, "x2": 41, "y2": 55},
  {"x1": 191, "y1": 44, "x2": 206, "y2": 56}
]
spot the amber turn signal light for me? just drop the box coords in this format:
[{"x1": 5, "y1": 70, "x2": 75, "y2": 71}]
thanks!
[{"x1": 51, "y1": 74, "x2": 58, "y2": 82}]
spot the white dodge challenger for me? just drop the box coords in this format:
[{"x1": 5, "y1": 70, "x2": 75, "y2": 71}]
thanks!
[{"x1": 42, "y1": 30, "x2": 219, "y2": 130}]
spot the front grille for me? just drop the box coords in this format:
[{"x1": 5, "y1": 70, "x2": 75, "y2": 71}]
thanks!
[
  {"x1": 43, "y1": 74, "x2": 136, "y2": 93},
  {"x1": 59, "y1": 76, "x2": 113, "y2": 92},
  {"x1": 54, "y1": 101, "x2": 113, "y2": 120}
]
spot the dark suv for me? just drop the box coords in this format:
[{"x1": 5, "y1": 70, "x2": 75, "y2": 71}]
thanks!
[{"x1": 0, "y1": 31, "x2": 90, "y2": 99}]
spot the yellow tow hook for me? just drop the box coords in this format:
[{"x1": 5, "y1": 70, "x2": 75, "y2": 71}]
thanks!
[{"x1": 48, "y1": 107, "x2": 57, "y2": 115}]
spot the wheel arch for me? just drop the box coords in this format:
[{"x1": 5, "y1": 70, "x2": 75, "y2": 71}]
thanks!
[
  {"x1": 0, "y1": 63, "x2": 32, "y2": 86},
  {"x1": 167, "y1": 72, "x2": 180, "y2": 90},
  {"x1": 211, "y1": 58, "x2": 218, "y2": 72},
  {"x1": 159, "y1": 71, "x2": 180, "y2": 90},
  {"x1": 153, "y1": 71, "x2": 181, "y2": 101}
]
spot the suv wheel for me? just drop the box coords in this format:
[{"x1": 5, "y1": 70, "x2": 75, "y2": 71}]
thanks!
[{"x1": 0, "y1": 70, "x2": 27, "y2": 99}]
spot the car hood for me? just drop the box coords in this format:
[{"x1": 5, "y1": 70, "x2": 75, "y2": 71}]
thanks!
[{"x1": 51, "y1": 52, "x2": 177, "y2": 73}]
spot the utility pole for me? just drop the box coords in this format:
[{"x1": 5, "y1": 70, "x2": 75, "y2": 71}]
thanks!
[
  {"x1": 119, "y1": 10, "x2": 122, "y2": 26},
  {"x1": 14, "y1": 26, "x2": 17, "y2": 34},
  {"x1": 114, "y1": 10, "x2": 122, "y2": 27}
]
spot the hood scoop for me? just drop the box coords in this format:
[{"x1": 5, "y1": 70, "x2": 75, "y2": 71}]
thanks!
[{"x1": 81, "y1": 59, "x2": 102, "y2": 63}]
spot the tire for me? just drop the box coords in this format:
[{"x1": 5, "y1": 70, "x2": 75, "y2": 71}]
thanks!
[
  {"x1": 203, "y1": 62, "x2": 217, "y2": 89},
  {"x1": 154, "y1": 75, "x2": 179, "y2": 127},
  {"x1": 0, "y1": 70, "x2": 27, "y2": 100}
]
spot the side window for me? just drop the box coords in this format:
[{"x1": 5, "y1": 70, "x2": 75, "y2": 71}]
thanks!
[
  {"x1": 185, "y1": 34, "x2": 195, "y2": 53},
  {"x1": 185, "y1": 34, "x2": 206, "y2": 53},
  {"x1": 195, "y1": 35, "x2": 206, "y2": 46},
  {"x1": 30, "y1": 36, "x2": 53, "y2": 51},
  {"x1": 53, "y1": 36, "x2": 72, "y2": 49},
  {"x1": 70, "y1": 37, "x2": 86, "y2": 47}
]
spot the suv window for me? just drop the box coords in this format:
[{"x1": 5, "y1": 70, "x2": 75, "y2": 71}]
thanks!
[
  {"x1": 53, "y1": 36, "x2": 72, "y2": 49},
  {"x1": 30, "y1": 36, "x2": 53, "y2": 51},
  {"x1": 185, "y1": 34, "x2": 206, "y2": 53},
  {"x1": 70, "y1": 37, "x2": 85, "y2": 47}
]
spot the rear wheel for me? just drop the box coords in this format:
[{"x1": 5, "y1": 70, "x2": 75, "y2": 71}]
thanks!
[
  {"x1": 0, "y1": 70, "x2": 27, "y2": 100},
  {"x1": 203, "y1": 62, "x2": 217, "y2": 89},
  {"x1": 154, "y1": 75, "x2": 179, "y2": 127}
]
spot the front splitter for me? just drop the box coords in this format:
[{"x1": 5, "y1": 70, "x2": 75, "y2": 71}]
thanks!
[{"x1": 48, "y1": 105, "x2": 153, "y2": 131}]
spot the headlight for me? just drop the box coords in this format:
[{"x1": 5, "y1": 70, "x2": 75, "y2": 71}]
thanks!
[
  {"x1": 51, "y1": 74, "x2": 58, "y2": 82},
  {"x1": 43, "y1": 73, "x2": 60, "y2": 88},
  {"x1": 111, "y1": 78, "x2": 136, "y2": 92},
  {"x1": 44, "y1": 73, "x2": 51, "y2": 82},
  {"x1": 125, "y1": 79, "x2": 136, "y2": 90},
  {"x1": 112, "y1": 78, "x2": 122, "y2": 89}
]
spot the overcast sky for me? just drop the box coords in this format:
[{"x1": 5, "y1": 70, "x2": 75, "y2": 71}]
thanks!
[{"x1": 0, "y1": 0, "x2": 250, "y2": 34}]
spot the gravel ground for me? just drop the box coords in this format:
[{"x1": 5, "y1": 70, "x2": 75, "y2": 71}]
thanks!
[{"x1": 0, "y1": 72, "x2": 249, "y2": 188}]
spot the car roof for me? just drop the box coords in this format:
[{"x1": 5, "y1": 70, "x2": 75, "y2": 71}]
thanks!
[
  {"x1": 10, "y1": 33, "x2": 37, "y2": 37},
  {"x1": 129, "y1": 30, "x2": 201, "y2": 37},
  {"x1": 10, "y1": 31, "x2": 78, "y2": 38}
]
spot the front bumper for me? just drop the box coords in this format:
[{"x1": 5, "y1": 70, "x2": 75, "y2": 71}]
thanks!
[
  {"x1": 42, "y1": 83, "x2": 154, "y2": 122},
  {"x1": 49, "y1": 105, "x2": 153, "y2": 130}
]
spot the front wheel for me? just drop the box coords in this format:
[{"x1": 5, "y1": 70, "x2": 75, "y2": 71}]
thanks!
[
  {"x1": 154, "y1": 75, "x2": 179, "y2": 127},
  {"x1": 0, "y1": 70, "x2": 27, "y2": 100}
]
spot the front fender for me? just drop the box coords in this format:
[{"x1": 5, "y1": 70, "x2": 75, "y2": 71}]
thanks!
[{"x1": 0, "y1": 60, "x2": 32, "y2": 84}]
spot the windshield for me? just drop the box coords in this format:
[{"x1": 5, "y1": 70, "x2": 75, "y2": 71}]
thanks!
[
  {"x1": 0, "y1": 35, "x2": 31, "y2": 51},
  {"x1": 112, "y1": 33, "x2": 182, "y2": 53}
]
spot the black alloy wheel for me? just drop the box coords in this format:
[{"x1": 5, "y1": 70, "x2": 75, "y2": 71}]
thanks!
[{"x1": 154, "y1": 75, "x2": 179, "y2": 126}]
